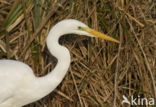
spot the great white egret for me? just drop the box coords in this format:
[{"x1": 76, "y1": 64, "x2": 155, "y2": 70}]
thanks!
[{"x1": 0, "y1": 19, "x2": 119, "y2": 107}]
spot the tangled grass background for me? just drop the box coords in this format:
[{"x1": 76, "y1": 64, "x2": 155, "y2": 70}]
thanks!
[{"x1": 0, "y1": 0, "x2": 155, "y2": 106}]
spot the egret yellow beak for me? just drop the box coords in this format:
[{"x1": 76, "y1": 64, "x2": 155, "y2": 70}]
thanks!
[{"x1": 79, "y1": 27, "x2": 120, "y2": 44}]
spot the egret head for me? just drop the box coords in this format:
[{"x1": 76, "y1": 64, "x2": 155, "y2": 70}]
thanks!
[
  {"x1": 59, "y1": 19, "x2": 120, "y2": 43},
  {"x1": 49, "y1": 19, "x2": 119, "y2": 44}
]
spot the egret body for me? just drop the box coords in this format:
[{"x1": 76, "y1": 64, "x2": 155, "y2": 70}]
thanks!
[{"x1": 0, "y1": 19, "x2": 119, "y2": 107}]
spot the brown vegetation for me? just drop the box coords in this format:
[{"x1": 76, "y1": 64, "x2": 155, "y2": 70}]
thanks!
[{"x1": 0, "y1": 0, "x2": 155, "y2": 106}]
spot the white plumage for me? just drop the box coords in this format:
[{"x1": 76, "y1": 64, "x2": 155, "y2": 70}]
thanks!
[{"x1": 0, "y1": 19, "x2": 119, "y2": 107}]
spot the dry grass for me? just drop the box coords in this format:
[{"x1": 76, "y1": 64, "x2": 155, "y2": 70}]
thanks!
[{"x1": 0, "y1": 0, "x2": 156, "y2": 107}]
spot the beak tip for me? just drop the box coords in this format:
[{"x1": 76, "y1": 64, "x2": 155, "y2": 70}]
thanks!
[{"x1": 116, "y1": 40, "x2": 120, "y2": 44}]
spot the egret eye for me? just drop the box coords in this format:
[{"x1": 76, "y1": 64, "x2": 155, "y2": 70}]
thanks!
[
  {"x1": 78, "y1": 26, "x2": 85, "y2": 31},
  {"x1": 78, "y1": 26, "x2": 82, "y2": 30}
]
